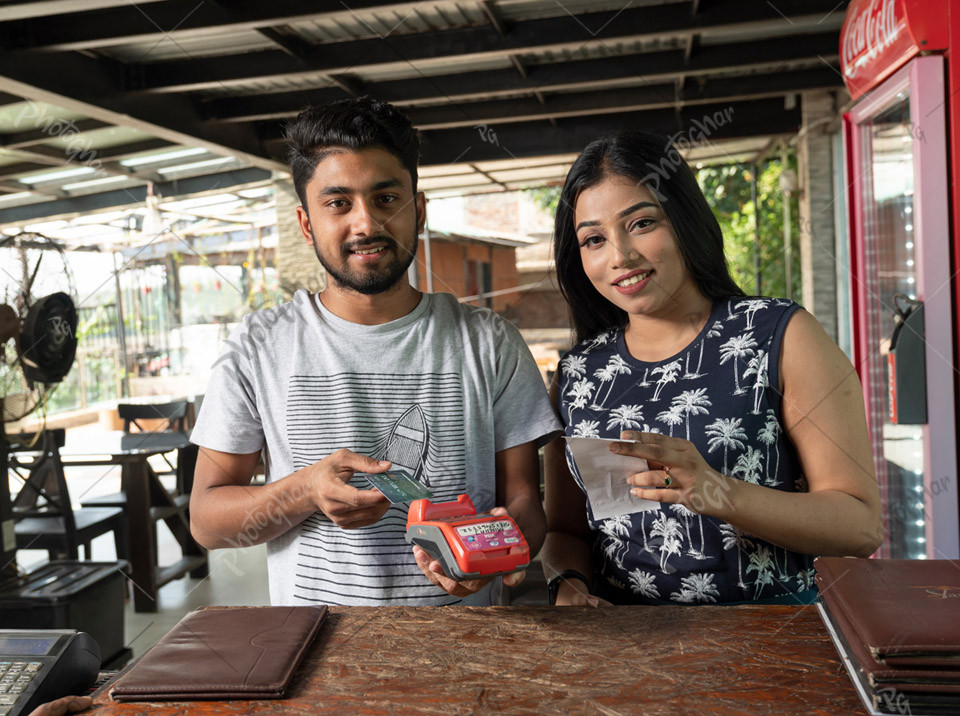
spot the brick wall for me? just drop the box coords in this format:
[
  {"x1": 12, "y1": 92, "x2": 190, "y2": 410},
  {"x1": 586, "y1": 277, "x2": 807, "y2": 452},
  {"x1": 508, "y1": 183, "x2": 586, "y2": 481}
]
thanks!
[
  {"x1": 507, "y1": 290, "x2": 571, "y2": 329},
  {"x1": 414, "y1": 239, "x2": 521, "y2": 314},
  {"x1": 490, "y1": 246, "x2": 518, "y2": 314},
  {"x1": 417, "y1": 239, "x2": 466, "y2": 296},
  {"x1": 464, "y1": 193, "x2": 521, "y2": 234}
]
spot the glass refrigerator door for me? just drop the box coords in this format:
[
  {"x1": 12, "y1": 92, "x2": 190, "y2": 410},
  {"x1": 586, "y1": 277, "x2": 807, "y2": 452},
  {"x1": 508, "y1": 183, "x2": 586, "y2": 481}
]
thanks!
[{"x1": 847, "y1": 56, "x2": 959, "y2": 560}]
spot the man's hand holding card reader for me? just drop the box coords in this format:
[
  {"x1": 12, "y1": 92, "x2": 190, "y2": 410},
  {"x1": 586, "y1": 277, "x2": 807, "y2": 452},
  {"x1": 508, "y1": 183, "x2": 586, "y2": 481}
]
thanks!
[{"x1": 405, "y1": 495, "x2": 530, "y2": 581}]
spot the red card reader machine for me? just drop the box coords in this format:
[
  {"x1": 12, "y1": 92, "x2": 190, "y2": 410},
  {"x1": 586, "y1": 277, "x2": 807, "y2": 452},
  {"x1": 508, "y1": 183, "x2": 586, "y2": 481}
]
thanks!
[{"x1": 405, "y1": 494, "x2": 530, "y2": 581}]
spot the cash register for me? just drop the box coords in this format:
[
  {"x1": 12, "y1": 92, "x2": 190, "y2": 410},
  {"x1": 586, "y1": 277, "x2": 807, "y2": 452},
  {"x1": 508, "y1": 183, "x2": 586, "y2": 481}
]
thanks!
[{"x1": 0, "y1": 629, "x2": 100, "y2": 716}]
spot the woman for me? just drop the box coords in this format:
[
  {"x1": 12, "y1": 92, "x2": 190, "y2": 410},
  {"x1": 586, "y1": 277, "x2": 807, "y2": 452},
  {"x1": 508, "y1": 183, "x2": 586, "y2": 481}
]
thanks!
[{"x1": 542, "y1": 131, "x2": 882, "y2": 606}]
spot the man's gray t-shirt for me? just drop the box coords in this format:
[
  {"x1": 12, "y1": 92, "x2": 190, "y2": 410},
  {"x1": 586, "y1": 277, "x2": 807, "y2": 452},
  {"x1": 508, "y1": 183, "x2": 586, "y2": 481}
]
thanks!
[{"x1": 191, "y1": 289, "x2": 561, "y2": 606}]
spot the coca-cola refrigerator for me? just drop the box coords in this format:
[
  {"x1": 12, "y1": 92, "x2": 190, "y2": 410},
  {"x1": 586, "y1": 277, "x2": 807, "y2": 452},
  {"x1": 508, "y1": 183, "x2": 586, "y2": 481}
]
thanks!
[{"x1": 841, "y1": 0, "x2": 959, "y2": 559}]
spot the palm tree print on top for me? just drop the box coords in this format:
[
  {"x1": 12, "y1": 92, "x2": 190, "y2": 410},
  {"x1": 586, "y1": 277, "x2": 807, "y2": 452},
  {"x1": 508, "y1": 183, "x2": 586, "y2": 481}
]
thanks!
[
  {"x1": 718, "y1": 332, "x2": 757, "y2": 395},
  {"x1": 591, "y1": 354, "x2": 632, "y2": 409},
  {"x1": 558, "y1": 297, "x2": 814, "y2": 603},
  {"x1": 670, "y1": 573, "x2": 721, "y2": 603},
  {"x1": 650, "y1": 359, "x2": 682, "y2": 401}
]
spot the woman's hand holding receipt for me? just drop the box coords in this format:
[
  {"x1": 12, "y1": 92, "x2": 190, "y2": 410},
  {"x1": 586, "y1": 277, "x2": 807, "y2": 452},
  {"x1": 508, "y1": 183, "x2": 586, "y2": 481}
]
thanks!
[{"x1": 614, "y1": 431, "x2": 734, "y2": 516}]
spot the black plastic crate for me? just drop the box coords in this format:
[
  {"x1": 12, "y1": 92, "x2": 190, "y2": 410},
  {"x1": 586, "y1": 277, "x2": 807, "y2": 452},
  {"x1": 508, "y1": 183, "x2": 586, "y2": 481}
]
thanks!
[{"x1": 0, "y1": 560, "x2": 127, "y2": 667}]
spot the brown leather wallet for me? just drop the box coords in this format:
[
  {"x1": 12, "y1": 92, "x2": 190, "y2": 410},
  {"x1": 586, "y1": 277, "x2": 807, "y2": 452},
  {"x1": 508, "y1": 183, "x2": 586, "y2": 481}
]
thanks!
[{"x1": 110, "y1": 605, "x2": 327, "y2": 701}]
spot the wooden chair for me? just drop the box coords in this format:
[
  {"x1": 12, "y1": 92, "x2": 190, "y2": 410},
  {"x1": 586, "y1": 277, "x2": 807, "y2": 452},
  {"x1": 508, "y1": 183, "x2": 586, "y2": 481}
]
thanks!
[
  {"x1": 10, "y1": 429, "x2": 128, "y2": 562},
  {"x1": 81, "y1": 399, "x2": 194, "y2": 508},
  {"x1": 120, "y1": 400, "x2": 189, "y2": 489}
]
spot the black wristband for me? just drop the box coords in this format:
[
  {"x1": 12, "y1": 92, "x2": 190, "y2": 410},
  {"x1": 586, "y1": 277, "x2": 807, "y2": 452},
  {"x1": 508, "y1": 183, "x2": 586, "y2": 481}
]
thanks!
[{"x1": 547, "y1": 569, "x2": 592, "y2": 605}]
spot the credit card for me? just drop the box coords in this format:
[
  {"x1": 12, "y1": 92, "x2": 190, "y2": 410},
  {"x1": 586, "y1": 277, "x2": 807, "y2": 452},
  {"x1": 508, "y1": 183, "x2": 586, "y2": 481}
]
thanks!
[{"x1": 360, "y1": 470, "x2": 434, "y2": 503}]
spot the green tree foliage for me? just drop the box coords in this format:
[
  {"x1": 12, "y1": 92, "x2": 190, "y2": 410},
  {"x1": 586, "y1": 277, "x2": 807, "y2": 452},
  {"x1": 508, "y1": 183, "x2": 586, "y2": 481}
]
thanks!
[
  {"x1": 526, "y1": 154, "x2": 802, "y2": 301},
  {"x1": 696, "y1": 157, "x2": 802, "y2": 300},
  {"x1": 527, "y1": 185, "x2": 561, "y2": 218}
]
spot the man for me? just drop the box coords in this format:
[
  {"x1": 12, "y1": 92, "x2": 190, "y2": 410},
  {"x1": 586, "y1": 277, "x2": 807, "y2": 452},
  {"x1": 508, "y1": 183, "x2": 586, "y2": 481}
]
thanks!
[{"x1": 189, "y1": 97, "x2": 560, "y2": 606}]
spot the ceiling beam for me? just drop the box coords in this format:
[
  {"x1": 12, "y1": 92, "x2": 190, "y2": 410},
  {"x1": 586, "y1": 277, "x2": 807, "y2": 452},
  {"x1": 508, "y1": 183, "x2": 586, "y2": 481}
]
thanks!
[
  {"x1": 0, "y1": 167, "x2": 272, "y2": 226},
  {"x1": 0, "y1": 179, "x2": 66, "y2": 199},
  {"x1": 0, "y1": 1, "x2": 457, "y2": 51},
  {"x1": 0, "y1": 1, "x2": 166, "y2": 23},
  {"x1": 254, "y1": 25, "x2": 314, "y2": 60},
  {"x1": 203, "y1": 32, "x2": 840, "y2": 123},
  {"x1": 0, "y1": 91, "x2": 23, "y2": 106},
  {"x1": 93, "y1": 138, "x2": 178, "y2": 161},
  {"x1": 0, "y1": 118, "x2": 111, "y2": 150},
  {"x1": 395, "y1": 68, "x2": 841, "y2": 132},
  {"x1": 260, "y1": 97, "x2": 803, "y2": 166},
  {"x1": 134, "y1": 1, "x2": 843, "y2": 93},
  {"x1": 479, "y1": 1, "x2": 506, "y2": 38},
  {"x1": 0, "y1": 50, "x2": 287, "y2": 173},
  {"x1": 410, "y1": 98, "x2": 804, "y2": 167},
  {"x1": 0, "y1": 140, "x2": 176, "y2": 182},
  {"x1": 4, "y1": 145, "x2": 165, "y2": 183},
  {"x1": 0, "y1": 160, "x2": 55, "y2": 180}
]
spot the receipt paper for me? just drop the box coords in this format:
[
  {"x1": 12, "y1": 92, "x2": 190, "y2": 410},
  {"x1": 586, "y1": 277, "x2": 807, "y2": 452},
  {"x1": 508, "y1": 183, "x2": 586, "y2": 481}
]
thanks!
[{"x1": 565, "y1": 437, "x2": 660, "y2": 520}]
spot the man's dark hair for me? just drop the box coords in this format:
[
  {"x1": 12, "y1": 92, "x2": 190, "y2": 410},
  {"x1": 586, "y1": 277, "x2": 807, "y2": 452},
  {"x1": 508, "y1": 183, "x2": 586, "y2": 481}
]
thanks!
[
  {"x1": 554, "y1": 130, "x2": 745, "y2": 344},
  {"x1": 285, "y1": 96, "x2": 421, "y2": 205}
]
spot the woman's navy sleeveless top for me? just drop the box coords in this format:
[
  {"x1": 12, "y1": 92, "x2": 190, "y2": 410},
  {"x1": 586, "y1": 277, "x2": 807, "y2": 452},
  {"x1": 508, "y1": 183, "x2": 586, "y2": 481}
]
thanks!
[{"x1": 557, "y1": 297, "x2": 815, "y2": 603}]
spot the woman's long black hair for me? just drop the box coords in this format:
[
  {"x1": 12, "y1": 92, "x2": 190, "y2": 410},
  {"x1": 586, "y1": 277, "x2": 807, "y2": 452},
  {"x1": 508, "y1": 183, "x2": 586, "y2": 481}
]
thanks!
[{"x1": 554, "y1": 130, "x2": 744, "y2": 344}]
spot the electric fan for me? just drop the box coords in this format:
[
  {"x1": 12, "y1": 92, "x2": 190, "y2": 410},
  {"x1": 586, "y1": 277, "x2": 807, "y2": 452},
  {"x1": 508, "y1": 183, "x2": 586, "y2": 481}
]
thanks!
[
  {"x1": 1, "y1": 232, "x2": 79, "y2": 583},
  {"x1": 0, "y1": 233, "x2": 79, "y2": 423}
]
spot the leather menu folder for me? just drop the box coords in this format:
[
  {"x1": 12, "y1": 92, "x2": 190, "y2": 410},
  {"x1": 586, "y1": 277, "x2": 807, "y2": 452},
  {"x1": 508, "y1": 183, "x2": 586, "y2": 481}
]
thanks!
[
  {"x1": 110, "y1": 605, "x2": 327, "y2": 701},
  {"x1": 819, "y1": 594, "x2": 960, "y2": 689},
  {"x1": 815, "y1": 557, "x2": 960, "y2": 669},
  {"x1": 818, "y1": 601, "x2": 960, "y2": 716}
]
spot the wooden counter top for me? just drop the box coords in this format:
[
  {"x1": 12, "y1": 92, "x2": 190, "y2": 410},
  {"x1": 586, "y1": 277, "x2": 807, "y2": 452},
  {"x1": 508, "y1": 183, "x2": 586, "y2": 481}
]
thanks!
[{"x1": 92, "y1": 605, "x2": 859, "y2": 714}]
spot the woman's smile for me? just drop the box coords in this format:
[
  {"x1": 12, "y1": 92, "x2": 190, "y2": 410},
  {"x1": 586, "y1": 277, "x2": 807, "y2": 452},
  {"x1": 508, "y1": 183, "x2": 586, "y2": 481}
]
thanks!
[{"x1": 613, "y1": 268, "x2": 655, "y2": 293}]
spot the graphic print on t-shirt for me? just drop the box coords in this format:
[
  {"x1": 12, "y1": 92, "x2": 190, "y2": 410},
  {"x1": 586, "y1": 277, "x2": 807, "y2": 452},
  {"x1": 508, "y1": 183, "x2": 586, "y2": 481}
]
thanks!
[
  {"x1": 378, "y1": 403, "x2": 430, "y2": 484},
  {"x1": 286, "y1": 372, "x2": 466, "y2": 604}
]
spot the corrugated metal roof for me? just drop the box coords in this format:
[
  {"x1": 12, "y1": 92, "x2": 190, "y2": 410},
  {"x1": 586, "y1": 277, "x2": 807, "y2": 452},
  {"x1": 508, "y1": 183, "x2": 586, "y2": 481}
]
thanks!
[
  {"x1": 164, "y1": 3, "x2": 840, "y2": 104},
  {"x1": 495, "y1": 0, "x2": 682, "y2": 23},
  {"x1": 0, "y1": 101, "x2": 85, "y2": 133},
  {"x1": 487, "y1": 165, "x2": 571, "y2": 182},
  {"x1": 419, "y1": 163, "x2": 476, "y2": 178},
  {"x1": 99, "y1": 29, "x2": 276, "y2": 63},
  {"x1": 0, "y1": 0, "x2": 165, "y2": 22},
  {"x1": 699, "y1": 14, "x2": 840, "y2": 44},
  {"x1": 43, "y1": 126, "x2": 154, "y2": 152},
  {"x1": 521, "y1": 35, "x2": 686, "y2": 66},
  {"x1": 703, "y1": 58, "x2": 835, "y2": 82},
  {"x1": 475, "y1": 154, "x2": 579, "y2": 172},
  {"x1": 354, "y1": 55, "x2": 515, "y2": 84},
  {"x1": 192, "y1": 34, "x2": 688, "y2": 102},
  {"x1": 194, "y1": 55, "x2": 515, "y2": 101},
  {"x1": 292, "y1": 2, "x2": 485, "y2": 44},
  {"x1": 420, "y1": 173, "x2": 494, "y2": 191},
  {"x1": 196, "y1": 75, "x2": 338, "y2": 101},
  {"x1": 417, "y1": 135, "x2": 775, "y2": 198},
  {"x1": 0, "y1": 0, "x2": 844, "y2": 225}
]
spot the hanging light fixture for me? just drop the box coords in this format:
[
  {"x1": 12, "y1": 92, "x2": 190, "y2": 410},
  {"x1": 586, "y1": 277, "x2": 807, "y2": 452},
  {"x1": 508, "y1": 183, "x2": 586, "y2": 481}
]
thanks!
[{"x1": 141, "y1": 182, "x2": 164, "y2": 237}]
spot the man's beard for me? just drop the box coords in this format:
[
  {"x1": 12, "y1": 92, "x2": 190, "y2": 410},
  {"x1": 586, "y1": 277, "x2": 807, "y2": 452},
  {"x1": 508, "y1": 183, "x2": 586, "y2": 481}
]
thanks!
[{"x1": 310, "y1": 228, "x2": 417, "y2": 295}]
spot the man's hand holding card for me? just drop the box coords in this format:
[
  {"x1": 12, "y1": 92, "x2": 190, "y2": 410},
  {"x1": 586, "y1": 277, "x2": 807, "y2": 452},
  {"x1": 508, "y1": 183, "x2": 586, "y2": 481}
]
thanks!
[{"x1": 302, "y1": 449, "x2": 392, "y2": 529}]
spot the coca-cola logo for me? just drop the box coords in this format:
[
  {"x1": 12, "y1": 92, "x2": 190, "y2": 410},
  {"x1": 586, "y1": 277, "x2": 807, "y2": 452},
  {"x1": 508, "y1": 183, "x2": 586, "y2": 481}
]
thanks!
[{"x1": 841, "y1": 0, "x2": 903, "y2": 75}]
